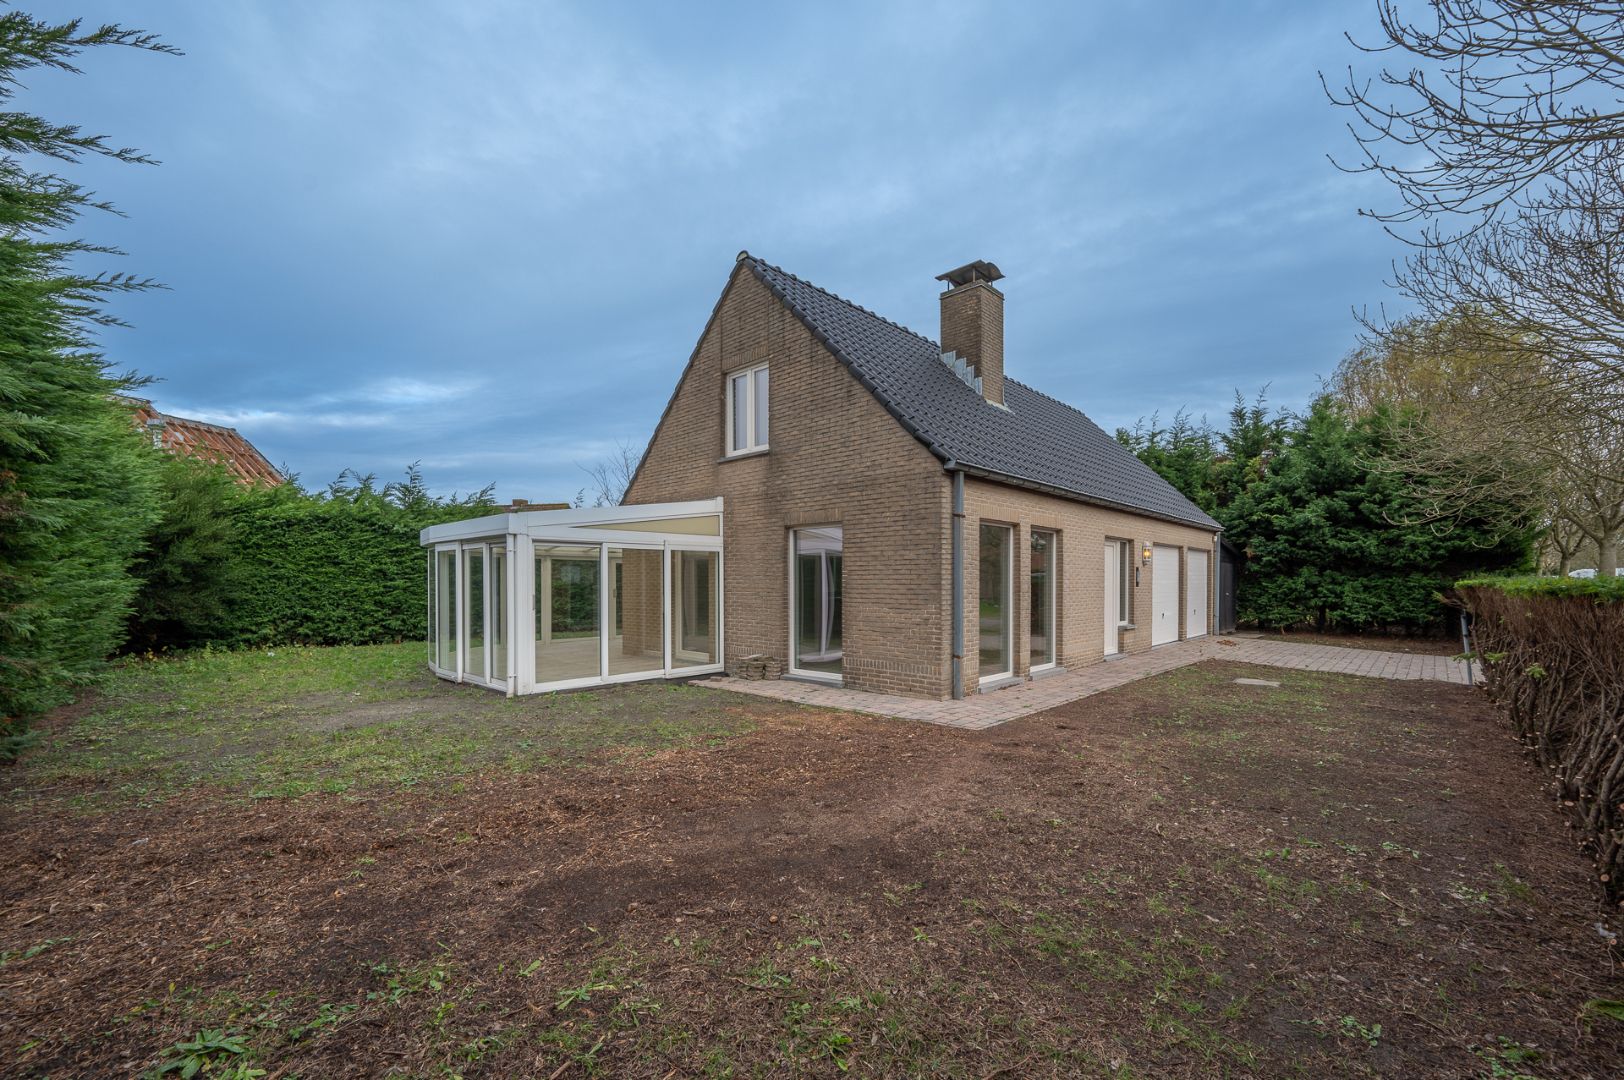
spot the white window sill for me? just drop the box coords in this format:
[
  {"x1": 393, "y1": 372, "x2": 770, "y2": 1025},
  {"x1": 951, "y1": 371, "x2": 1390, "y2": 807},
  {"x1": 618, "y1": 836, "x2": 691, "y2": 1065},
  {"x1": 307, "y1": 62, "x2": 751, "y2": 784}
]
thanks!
[{"x1": 718, "y1": 447, "x2": 770, "y2": 463}]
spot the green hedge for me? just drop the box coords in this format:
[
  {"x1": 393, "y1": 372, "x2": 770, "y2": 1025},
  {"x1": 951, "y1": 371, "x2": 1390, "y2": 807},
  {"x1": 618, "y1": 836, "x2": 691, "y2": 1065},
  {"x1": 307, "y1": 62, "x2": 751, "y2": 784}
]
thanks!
[
  {"x1": 1457, "y1": 580, "x2": 1624, "y2": 903},
  {"x1": 1456, "y1": 573, "x2": 1624, "y2": 601},
  {"x1": 216, "y1": 494, "x2": 490, "y2": 647}
]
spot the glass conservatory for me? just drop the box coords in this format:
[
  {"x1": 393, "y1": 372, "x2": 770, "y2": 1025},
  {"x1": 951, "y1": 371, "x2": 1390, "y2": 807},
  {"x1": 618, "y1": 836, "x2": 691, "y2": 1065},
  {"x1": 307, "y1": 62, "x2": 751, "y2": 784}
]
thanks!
[{"x1": 422, "y1": 499, "x2": 724, "y2": 695}]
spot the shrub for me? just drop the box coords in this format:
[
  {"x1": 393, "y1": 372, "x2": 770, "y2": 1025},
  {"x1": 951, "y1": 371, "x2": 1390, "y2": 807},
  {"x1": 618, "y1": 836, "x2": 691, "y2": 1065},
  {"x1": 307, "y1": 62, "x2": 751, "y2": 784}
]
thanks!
[
  {"x1": 127, "y1": 455, "x2": 247, "y2": 651},
  {"x1": 0, "y1": 15, "x2": 172, "y2": 759},
  {"x1": 1224, "y1": 400, "x2": 1532, "y2": 633},
  {"x1": 1457, "y1": 578, "x2": 1624, "y2": 904},
  {"x1": 210, "y1": 473, "x2": 493, "y2": 648}
]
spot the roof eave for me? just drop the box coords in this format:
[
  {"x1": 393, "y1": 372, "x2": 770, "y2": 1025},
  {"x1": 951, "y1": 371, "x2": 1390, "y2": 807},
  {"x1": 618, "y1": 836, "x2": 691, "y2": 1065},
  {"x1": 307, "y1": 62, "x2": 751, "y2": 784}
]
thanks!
[
  {"x1": 951, "y1": 462, "x2": 1222, "y2": 533},
  {"x1": 744, "y1": 255, "x2": 1221, "y2": 534}
]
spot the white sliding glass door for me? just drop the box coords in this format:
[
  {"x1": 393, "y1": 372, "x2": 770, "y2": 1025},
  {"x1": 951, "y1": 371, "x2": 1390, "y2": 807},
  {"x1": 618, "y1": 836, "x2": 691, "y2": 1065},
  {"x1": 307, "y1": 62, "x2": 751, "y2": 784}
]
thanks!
[
  {"x1": 791, "y1": 527, "x2": 843, "y2": 678},
  {"x1": 607, "y1": 546, "x2": 665, "y2": 679},
  {"x1": 979, "y1": 523, "x2": 1013, "y2": 683}
]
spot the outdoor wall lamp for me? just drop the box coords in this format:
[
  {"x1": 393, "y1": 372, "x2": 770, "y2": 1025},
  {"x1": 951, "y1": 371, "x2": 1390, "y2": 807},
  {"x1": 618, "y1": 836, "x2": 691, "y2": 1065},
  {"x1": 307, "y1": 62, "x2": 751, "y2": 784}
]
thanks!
[{"x1": 1141, "y1": 543, "x2": 1152, "y2": 565}]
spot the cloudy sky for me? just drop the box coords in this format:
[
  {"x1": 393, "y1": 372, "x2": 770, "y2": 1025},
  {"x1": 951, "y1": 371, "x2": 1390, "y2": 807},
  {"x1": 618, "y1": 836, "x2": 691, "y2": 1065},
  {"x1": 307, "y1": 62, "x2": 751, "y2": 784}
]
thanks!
[{"x1": 30, "y1": 1, "x2": 1403, "y2": 501}]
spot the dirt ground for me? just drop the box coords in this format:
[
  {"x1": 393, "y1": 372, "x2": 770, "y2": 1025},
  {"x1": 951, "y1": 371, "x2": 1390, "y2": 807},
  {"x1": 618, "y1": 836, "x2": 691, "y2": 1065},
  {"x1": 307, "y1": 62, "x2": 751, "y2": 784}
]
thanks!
[{"x1": 3, "y1": 660, "x2": 1620, "y2": 1078}]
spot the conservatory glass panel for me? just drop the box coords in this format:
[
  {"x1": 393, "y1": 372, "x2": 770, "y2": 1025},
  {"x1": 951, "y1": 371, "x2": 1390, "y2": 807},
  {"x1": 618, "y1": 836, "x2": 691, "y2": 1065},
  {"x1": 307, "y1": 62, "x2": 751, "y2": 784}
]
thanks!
[
  {"x1": 490, "y1": 546, "x2": 507, "y2": 681},
  {"x1": 435, "y1": 550, "x2": 457, "y2": 671},
  {"x1": 608, "y1": 547, "x2": 665, "y2": 677},
  {"x1": 535, "y1": 544, "x2": 600, "y2": 684},
  {"x1": 579, "y1": 516, "x2": 720, "y2": 536},
  {"x1": 465, "y1": 547, "x2": 485, "y2": 679},
  {"x1": 671, "y1": 550, "x2": 719, "y2": 667}
]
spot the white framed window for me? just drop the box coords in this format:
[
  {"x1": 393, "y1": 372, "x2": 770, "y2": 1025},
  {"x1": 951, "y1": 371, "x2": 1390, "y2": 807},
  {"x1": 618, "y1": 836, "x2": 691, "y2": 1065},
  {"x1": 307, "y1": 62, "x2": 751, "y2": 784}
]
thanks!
[
  {"x1": 979, "y1": 522, "x2": 1014, "y2": 684},
  {"x1": 1030, "y1": 529, "x2": 1057, "y2": 671},
  {"x1": 725, "y1": 363, "x2": 769, "y2": 455},
  {"x1": 1115, "y1": 539, "x2": 1131, "y2": 624}
]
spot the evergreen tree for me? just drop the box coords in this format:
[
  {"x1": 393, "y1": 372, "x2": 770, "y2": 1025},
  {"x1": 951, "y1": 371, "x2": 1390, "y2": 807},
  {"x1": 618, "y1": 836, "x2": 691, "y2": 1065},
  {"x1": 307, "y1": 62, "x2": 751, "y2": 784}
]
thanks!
[
  {"x1": 126, "y1": 456, "x2": 245, "y2": 652},
  {"x1": 1224, "y1": 398, "x2": 1532, "y2": 631},
  {"x1": 0, "y1": 13, "x2": 175, "y2": 753},
  {"x1": 1114, "y1": 409, "x2": 1221, "y2": 514}
]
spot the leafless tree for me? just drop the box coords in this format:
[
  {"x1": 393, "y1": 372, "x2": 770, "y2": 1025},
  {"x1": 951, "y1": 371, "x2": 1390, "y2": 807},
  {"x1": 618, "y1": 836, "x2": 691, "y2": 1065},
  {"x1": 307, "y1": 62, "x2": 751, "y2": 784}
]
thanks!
[
  {"x1": 1535, "y1": 511, "x2": 1587, "y2": 574},
  {"x1": 579, "y1": 439, "x2": 642, "y2": 507},
  {"x1": 1330, "y1": 1, "x2": 1624, "y2": 229},
  {"x1": 1329, "y1": 4, "x2": 1624, "y2": 567},
  {"x1": 1387, "y1": 150, "x2": 1624, "y2": 402}
]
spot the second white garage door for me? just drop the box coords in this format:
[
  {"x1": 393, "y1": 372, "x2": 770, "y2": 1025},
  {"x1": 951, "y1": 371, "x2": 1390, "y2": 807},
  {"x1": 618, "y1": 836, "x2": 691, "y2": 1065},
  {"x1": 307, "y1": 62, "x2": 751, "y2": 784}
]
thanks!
[
  {"x1": 1186, "y1": 550, "x2": 1208, "y2": 639},
  {"x1": 1151, "y1": 545, "x2": 1180, "y2": 645}
]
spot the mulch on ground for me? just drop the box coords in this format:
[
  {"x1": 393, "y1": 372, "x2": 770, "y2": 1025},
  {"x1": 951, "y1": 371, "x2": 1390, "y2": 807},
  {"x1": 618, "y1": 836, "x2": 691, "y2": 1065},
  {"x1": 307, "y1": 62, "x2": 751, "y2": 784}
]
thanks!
[{"x1": 2, "y1": 661, "x2": 1620, "y2": 1077}]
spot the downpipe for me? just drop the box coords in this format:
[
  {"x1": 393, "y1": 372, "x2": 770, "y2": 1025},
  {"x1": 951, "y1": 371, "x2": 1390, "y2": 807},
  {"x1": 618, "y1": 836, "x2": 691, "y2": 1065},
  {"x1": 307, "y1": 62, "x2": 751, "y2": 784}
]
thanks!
[{"x1": 951, "y1": 465, "x2": 965, "y2": 700}]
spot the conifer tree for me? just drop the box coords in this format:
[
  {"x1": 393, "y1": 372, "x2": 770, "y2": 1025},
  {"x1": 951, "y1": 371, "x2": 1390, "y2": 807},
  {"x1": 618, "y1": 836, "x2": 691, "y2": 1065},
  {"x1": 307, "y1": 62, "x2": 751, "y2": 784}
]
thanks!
[{"x1": 0, "y1": 12, "x2": 175, "y2": 753}]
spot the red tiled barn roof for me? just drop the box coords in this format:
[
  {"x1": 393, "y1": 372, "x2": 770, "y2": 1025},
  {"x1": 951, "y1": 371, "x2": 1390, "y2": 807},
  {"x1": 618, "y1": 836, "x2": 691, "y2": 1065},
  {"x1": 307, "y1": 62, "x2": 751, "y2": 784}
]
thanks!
[{"x1": 125, "y1": 398, "x2": 283, "y2": 487}]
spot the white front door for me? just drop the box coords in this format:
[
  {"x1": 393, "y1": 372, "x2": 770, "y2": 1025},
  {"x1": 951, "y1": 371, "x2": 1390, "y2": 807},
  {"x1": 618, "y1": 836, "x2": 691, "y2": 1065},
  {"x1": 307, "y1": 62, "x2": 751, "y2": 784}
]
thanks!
[
  {"x1": 1103, "y1": 542, "x2": 1121, "y2": 656},
  {"x1": 1151, "y1": 545, "x2": 1180, "y2": 645},
  {"x1": 1186, "y1": 550, "x2": 1208, "y2": 639}
]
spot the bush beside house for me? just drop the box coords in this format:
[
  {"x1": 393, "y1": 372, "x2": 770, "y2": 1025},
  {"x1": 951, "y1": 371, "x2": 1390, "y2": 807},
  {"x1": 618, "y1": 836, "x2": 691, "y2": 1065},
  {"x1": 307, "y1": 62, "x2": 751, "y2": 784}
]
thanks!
[
  {"x1": 130, "y1": 465, "x2": 496, "y2": 652},
  {"x1": 1120, "y1": 396, "x2": 1532, "y2": 633},
  {"x1": 219, "y1": 480, "x2": 493, "y2": 647}
]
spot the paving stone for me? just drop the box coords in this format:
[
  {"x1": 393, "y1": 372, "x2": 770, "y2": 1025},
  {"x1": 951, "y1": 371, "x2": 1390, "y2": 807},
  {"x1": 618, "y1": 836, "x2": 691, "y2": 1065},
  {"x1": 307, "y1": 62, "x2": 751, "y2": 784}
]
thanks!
[{"x1": 704, "y1": 636, "x2": 1478, "y2": 730}]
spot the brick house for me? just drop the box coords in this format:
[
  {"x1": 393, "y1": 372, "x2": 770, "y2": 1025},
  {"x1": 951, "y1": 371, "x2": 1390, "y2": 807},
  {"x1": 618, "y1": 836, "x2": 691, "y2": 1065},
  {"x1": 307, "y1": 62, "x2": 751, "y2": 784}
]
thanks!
[{"x1": 623, "y1": 253, "x2": 1220, "y2": 701}]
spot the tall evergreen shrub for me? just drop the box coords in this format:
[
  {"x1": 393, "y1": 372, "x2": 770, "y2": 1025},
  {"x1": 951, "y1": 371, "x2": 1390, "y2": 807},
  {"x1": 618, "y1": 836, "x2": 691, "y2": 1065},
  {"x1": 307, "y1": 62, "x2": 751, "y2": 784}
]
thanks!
[
  {"x1": 0, "y1": 14, "x2": 173, "y2": 754},
  {"x1": 1225, "y1": 399, "x2": 1531, "y2": 631}
]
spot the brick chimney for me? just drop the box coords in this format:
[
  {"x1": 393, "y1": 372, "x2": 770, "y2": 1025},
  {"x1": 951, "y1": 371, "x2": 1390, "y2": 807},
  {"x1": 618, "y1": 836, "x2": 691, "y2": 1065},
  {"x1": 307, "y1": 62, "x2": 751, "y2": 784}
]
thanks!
[{"x1": 936, "y1": 260, "x2": 1005, "y2": 406}]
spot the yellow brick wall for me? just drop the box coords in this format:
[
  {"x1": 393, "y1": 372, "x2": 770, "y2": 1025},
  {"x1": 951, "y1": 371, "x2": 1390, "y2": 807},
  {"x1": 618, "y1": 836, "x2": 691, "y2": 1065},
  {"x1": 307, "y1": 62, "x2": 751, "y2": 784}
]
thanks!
[
  {"x1": 625, "y1": 264, "x2": 954, "y2": 697},
  {"x1": 627, "y1": 261, "x2": 1219, "y2": 700},
  {"x1": 960, "y1": 479, "x2": 1217, "y2": 687}
]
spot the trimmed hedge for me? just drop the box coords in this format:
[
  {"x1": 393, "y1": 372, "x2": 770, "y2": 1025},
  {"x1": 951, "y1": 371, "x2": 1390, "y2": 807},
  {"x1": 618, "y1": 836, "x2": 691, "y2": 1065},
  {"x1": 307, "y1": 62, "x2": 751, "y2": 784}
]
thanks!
[
  {"x1": 1457, "y1": 574, "x2": 1624, "y2": 601},
  {"x1": 1457, "y1": 578, "x2": 1624, "y2": 905},
  {"x1": 216, "y1": 494, "x2": 489, "y2": 647}
]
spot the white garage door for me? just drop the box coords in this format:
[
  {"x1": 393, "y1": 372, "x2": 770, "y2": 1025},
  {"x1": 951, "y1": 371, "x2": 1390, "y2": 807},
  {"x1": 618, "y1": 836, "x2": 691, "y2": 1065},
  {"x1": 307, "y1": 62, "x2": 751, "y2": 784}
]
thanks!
[
  {"x1": 1186, "y1": 550, "x2": 1208, "y2": 639},
  {"x1": 1151, "y1": 545, "x2": 1180, "y2": 645}
]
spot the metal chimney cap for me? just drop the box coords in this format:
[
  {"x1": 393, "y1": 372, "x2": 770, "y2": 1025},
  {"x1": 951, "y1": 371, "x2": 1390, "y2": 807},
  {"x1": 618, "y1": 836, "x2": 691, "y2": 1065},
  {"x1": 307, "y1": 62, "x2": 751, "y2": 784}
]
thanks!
[{"x1": 935, "y1": 260, "x2": 1004, "y2": 288}]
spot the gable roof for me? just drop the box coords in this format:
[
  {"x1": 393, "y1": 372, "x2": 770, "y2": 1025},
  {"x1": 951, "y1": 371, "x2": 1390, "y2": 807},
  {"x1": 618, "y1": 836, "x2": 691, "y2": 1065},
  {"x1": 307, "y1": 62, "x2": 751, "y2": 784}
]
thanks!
[
  {"x1": 740, "y1": 254, "x2": 1220, "y2": 531},
  {"x1": 125, "y1": 398, "x2": 284, "y2": 486}
]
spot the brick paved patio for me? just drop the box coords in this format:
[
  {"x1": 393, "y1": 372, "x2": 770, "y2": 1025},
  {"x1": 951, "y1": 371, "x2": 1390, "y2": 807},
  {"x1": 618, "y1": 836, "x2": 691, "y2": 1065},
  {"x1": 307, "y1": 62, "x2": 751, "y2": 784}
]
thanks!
[{"x1": 704, "y1": 636, "x2": 1476, "y2": 730}]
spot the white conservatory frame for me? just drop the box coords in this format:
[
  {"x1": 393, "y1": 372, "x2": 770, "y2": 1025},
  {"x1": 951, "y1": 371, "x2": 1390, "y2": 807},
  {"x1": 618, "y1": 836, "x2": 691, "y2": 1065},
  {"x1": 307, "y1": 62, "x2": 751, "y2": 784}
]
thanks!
[{"x1": 421, "y1": 499, "x2": 724, "y2": 696}]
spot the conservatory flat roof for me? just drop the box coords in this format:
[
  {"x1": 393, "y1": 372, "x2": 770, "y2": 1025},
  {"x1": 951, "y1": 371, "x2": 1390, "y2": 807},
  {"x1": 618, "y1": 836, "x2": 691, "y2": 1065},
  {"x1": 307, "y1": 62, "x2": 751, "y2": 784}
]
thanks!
[{"x1": 419, "y1": 498, "x2": 724, "y2": 545}]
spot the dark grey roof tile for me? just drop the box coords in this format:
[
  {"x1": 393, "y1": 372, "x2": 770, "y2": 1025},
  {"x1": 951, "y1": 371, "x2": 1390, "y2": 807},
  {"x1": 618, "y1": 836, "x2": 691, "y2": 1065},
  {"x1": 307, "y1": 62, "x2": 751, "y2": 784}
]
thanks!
[{"x1": 744, "y1": 254, "x2": 1220, "y2": 531}]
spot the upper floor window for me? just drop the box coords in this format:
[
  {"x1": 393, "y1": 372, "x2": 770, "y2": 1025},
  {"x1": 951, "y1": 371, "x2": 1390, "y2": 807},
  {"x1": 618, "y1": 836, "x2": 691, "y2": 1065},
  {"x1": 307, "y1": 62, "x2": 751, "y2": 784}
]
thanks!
[{"x1": 726, "y1": 363, "x2": 769, "y2": 455}]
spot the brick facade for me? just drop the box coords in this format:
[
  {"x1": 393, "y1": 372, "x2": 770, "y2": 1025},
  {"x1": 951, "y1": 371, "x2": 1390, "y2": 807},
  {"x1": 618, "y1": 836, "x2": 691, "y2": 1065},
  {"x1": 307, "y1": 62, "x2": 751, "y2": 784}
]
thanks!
[
  {"x1": 627, "y1": 262, "x2": 1218, "y2": 700},
  {"x1": 959, "y1": 479, "x2": 1216, "y2": 689},
  {"x1": 625, "y1": 266, "x2": 953, "y2": 697}
]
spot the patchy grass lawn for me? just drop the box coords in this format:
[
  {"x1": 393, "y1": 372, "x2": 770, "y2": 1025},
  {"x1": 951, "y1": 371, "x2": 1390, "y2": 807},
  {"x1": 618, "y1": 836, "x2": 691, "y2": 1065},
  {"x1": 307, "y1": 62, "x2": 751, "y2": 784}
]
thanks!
[
  {"x1": 11, "y1": 643, "x2": 765, "y2": 806},
  {"x1": 2, "y1": 649, "x2": 1621, "y2": 1078}
]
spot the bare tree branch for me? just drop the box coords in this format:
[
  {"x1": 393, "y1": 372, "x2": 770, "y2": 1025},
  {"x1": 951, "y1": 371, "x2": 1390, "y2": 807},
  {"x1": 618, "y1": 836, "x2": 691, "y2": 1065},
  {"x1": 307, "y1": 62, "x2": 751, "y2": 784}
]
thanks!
[{"x1": 578, "y1": 439, "x2": 642, "y2": 507}]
